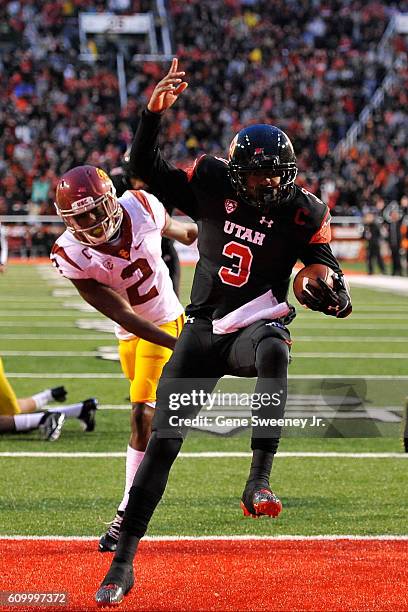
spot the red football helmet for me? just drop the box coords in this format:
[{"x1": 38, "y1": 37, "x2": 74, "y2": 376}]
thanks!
[{"x1": 55, "y1": 165, "x2": 123, "y2": 246}]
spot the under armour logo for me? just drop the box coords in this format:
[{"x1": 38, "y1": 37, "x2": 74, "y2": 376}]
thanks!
[
  {"x1": 186, "y1": 316, "x2": 195, "y2": 324},
  {"x1": 260, "y1": 217, "x2": 274, "y2": 227}
]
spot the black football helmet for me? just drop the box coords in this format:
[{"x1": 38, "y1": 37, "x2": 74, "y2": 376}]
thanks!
[{"x1": 228, "y1": 124, "x2": 297, "y2": 210}]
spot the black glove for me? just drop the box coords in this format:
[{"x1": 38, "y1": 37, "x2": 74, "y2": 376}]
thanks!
[{"x1": 301, "y1": 274, "x2": 352, "y2": 318}]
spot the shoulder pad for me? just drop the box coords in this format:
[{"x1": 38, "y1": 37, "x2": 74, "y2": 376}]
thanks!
[
  {"x1": 292, "y1": 186, "x2": 329, "y2": 232},
  {"x1": 51, "y1": 234, "x2": 92, "y2": 277},
  {"x1": 191, "y1": 155, "x2": 229, "y2": 183}
]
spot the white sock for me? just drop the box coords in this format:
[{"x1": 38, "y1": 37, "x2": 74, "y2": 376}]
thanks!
[
  {"x1": 48, "y1": 403, "x2": 82, "y2": 419},
  {"x1": 32, "y1": 389, "x2": 53, "y2": 409},
  {"x1": 117, "y1": 445, "x2": 145, "y2": 512},
  {"x1": 14, "y1": 412, "x2": 45, "y2": 432}
]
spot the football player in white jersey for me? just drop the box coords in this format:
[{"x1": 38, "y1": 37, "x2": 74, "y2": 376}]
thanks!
[{"x1": 51, "y1": 165, "x2": 197, "y2": 550}]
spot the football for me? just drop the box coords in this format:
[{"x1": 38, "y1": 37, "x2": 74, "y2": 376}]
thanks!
[{"x1": 293, "y1": 264, "x2": 335, "y2": 307}]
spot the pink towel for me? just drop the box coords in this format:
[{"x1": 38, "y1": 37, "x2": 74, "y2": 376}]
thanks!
[{"x1": 212, "y1": 290, "x2": 291, "y2": 335}]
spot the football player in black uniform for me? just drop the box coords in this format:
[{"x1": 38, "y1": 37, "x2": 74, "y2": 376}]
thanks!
[{"x1": 95, "y1": 59, "x2": 352, "y2": 606}]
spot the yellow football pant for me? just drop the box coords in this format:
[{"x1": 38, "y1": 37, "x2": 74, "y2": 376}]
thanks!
[
  {"x1": 0, "y1": 357, "x2": 21, "y2": 415},
  {"x1": 118, "y1": 314, "x2": 184, "y2": 406}
]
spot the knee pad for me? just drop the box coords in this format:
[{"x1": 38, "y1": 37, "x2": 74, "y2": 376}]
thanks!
[{"x1": 255, "y1": 336, "x2": 290, "y2": 376}]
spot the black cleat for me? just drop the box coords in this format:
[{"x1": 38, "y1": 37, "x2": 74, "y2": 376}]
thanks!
[
  {"x1": 79, "y1": 398, "x2": 98, "y2": 432},
  {"x1": 99, "y1": 511, "x2": 124, "y2": 552},
  {"x1": 95, "y1": 562, "x2": 134, "y2": 607},
  {"x1": 51, "y1": 386, "x2": 68, "y2": 402},
  {"x1": 38, "y1": 412, "x2": 65, "y2": 442}
]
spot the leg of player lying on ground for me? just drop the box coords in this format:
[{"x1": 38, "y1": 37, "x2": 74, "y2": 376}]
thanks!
[{"x1": 0, "y1": 361, "x2": 98, "y2": 440}]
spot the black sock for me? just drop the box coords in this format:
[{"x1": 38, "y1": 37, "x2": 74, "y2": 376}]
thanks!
[
  {"x1": 245, "y1": 449, "x2": 274, "y2": 490},
  {"x1": 113, "y1": 531, "x2": 140, "y2": 565}
]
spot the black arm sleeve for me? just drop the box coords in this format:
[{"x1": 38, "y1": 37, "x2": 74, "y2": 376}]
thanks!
[
  {"x1": 128, "y1": 109, "x2": 197, "y2": 218},
  {"x1": 299, "y1": 242, "x2": 342, "y2": 274}
]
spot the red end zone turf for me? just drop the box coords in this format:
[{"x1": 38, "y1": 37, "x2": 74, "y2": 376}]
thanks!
[{"x1": 0, "y1": 539, "x2": 407, "y2": 612}]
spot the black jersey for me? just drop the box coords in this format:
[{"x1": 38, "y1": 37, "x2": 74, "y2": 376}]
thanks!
[{"x1": 129, "y1": 109, "x2": 343, "y2": 319}]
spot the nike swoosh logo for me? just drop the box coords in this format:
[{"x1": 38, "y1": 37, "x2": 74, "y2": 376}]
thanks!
[{"x1": 134, "y1": 240, "x2": 143, "y2": 250}]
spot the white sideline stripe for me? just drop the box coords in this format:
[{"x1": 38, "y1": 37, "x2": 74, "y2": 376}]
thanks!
[
  {"x1": 0, "y1": 534, "x2": 407, "y2": 542},
  {"x1": 5, "y1": 373, "x2": 408, "y2": 380},
  {"x1": 0, "y1": 452, "x2": 406, "y2": 459},
  {"x1": 3, "y1": 350, "x2": 408, "y2": 359},
  {"x1": 0, "y1": 335, "x2": 113, "y2": 340}
]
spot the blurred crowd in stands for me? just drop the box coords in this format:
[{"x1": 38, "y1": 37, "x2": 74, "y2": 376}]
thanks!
[{"x1": 0, "y1": 0, "x2": 407, "y2": 266}]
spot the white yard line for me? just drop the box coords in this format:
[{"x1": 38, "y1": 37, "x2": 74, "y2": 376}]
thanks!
[
  {"x1": 0, "y1": 534, "x2": 407, "y2": 541},
  {"x1": 0, "y1": 335, "x2": 406, "y2": 343},
  {"x1": 4, "y1": 373, "x2": 123, "y2": 378},
  {"x1": 0, "y1": 452, "x2": 406, "y2": 458},
  {"x1": 2, "y1": 350, "x2": 408, "y2": 358},
  {"x1": 297, "y1": 310, "x2": 407, "y2": 321},
  {"x1": 292, "y1": 324, "x2": 408, "y2": 329},
  {"x1": 1, "y1": 351, "x2": 102, "y2": 356},
  {"x1": 295, "y1": 353, "x2": 408, "y2": 358},
  {"x1": 0, "y1": 335, "x2": 113, "y2": 340},
  {"x1": 2, "y1": 312, "x2": 408, "y2": 319},
  {"x1": 0, "y1": 313, "x2": 102, "y2": 318},
  {"x1": 4, "y1": 373, "x2": 408, "y2": 379},
  {"x1": 0, "y1": 322, "x2": 75, "y2": 328},
  {"x1": 295, "y1": 336, "x2": 408, "y2": 342}
]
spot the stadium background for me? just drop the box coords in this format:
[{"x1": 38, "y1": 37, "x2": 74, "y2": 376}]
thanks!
[{"x1": 1, "y1": 1, "x2": 408, "y2": 611}]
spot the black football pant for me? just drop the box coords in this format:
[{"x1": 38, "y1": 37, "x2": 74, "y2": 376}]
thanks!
[
  {"x1": 120, "y1": 318, "x2": 290, "y2": 538},
  {"x1": 161, "y1": 237, "x2": 180, "y2": 296}
]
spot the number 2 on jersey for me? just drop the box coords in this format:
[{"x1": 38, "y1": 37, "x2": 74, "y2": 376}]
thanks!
[
  {"x1": 121, "y1": 258, "x2": 159, "y2": 305},
  {"x1": 218, "y1": 241, "x2": 253, "y2": 287}
]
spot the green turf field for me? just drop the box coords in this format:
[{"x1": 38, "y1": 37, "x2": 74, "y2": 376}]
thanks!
[{"x1": 0, "y1": 263, "x2": 407, "y2": 536}]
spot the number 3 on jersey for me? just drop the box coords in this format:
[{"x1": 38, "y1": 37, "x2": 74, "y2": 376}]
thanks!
[{"x1": 218, "y1": 241, "x2": 253, "y2": 287}]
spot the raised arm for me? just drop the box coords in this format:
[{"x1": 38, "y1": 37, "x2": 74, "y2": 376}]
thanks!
[
  {"x1": 70, "y1": 278, "x2": 177, "y2": 350},
  {"x1": 128, "y1": 59, "x2": 197, "y2": 217}
]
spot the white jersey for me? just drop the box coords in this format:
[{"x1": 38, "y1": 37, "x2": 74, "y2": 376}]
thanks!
[{"x1": 51, "y1": 189, "x2": 184, "y2": 340}]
